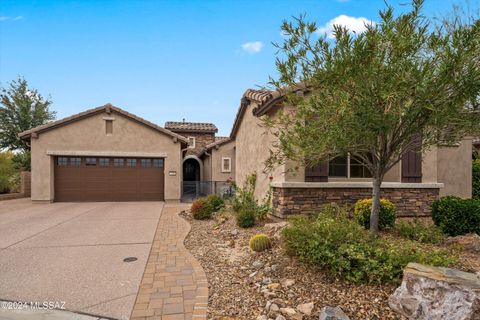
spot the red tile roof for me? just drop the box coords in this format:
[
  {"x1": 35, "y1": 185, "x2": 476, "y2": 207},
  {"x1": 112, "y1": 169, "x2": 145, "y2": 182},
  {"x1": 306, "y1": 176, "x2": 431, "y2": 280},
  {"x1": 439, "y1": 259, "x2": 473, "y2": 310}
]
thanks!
[{"x1": 164, "y1": 121, "x2": 218, "y2": 133}]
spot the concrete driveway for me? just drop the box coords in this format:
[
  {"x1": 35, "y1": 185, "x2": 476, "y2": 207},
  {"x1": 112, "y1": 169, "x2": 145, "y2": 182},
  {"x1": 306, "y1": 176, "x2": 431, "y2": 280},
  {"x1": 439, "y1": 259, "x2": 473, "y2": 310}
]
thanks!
[{"x1": 0, "y1": 199, "x2": 164, "y2": 320}]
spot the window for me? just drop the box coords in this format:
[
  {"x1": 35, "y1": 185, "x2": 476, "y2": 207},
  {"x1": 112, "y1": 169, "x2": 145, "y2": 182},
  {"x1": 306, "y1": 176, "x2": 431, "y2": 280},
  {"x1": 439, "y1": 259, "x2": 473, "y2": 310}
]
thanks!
[
  {"x1": 86, "y1": 158, "x2": 97, "y2": 166},
  {"x1": 328, "y1": 154, "x2": 371, "y2": 178},
  {"x1": 153, "y1": 159, "x2": 164, "y2": 168},
  {"x1": 141, "y1": 159, "x2": 152, "y2": 167},
  {"x1": 221, "y1": 157, "x2": 231, "y2": 173},
  {"x1": 328, "y1": 156, "x2": 348, "y2": 177},
  {"x1": 57, "y1": 157, "x2": 68, "y2": 166},
  {"x1": 188, "y1": 137, "x2": 195, "y2": 149},
  {"x1": 350, "y1": 157, "x2": 372, "y2": 178},
  {"x1": 70, "y1": 157, "x2": 81, "y2": 166},
  {"x1": 99, "y1": 158, "x2": 109, "y2": 167},
  {"x1": 114, "y1": 158, "x2": 124, "y2": 167},
  {"x1": 126, "y1": 159, "x2": 136, "y2": 167},
  {"x1": 105, "y1": 119, "x2": 113, "y2": 135}
]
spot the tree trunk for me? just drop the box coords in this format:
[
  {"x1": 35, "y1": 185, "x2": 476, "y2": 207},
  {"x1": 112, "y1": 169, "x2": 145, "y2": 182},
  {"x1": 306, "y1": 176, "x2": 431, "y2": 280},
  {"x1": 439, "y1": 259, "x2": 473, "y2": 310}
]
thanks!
[{"x1": 370, "y1": 175, "x2": 382, "y2": 235}]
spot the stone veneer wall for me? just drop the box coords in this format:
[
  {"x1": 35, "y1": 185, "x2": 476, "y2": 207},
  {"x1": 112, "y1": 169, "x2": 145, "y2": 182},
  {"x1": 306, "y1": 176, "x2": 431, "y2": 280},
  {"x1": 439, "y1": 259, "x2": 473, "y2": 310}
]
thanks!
[{"x1": 272, "y1": 185, "x2": 440, "y2": 218}]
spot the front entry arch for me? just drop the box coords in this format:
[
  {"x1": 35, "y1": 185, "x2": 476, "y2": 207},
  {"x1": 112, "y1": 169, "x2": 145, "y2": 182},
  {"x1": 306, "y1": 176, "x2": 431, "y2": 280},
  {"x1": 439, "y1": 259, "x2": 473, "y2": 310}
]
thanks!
[{"x1": 183, "y1": 156, "x2": 202, "y2": 181}]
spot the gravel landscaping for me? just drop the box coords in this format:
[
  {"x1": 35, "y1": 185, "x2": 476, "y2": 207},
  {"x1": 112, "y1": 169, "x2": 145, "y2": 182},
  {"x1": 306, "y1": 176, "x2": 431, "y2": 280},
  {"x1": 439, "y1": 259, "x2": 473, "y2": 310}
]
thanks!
[{"x1": 182, "y1": 210, "x2": 406, "y2": 320}]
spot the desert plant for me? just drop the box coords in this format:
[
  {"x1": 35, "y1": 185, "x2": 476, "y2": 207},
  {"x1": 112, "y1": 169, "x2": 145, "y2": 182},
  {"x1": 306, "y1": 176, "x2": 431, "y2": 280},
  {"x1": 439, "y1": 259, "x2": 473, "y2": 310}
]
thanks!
[
  {"x1": 354, "y1": 199, "x2": 396, "y2": 231},
  {"x1": 236, "y1": 207, "x2": 256, "y2": 228},
  {"x1": 232, "y1": 173, "x2": 272, "y2": 220},
  {"x1": 282, "y1": 205, "x2": 456, "y2": 284},
  {"x1": 395, "y1": 219, "x2": 445, "y2": 244},
  {"x1": 191, "y1": 198, "x2": 212, "y2": 220},
  {"x1": 205, "y1": 194, "x2": 224, "y2": 212},
  {"x1": 249, "y1": 234, "x2": 272, "y2": 252},
  {"x1": 431, "y1": 196, "x2": 480, "y2": 236}
]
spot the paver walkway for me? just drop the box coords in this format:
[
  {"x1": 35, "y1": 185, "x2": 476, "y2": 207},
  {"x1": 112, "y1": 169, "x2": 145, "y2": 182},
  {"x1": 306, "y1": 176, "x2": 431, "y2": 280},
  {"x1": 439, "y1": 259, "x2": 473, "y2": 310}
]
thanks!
[{"x1": 130, "y1": 204, "x2": 208, "y2": 320}]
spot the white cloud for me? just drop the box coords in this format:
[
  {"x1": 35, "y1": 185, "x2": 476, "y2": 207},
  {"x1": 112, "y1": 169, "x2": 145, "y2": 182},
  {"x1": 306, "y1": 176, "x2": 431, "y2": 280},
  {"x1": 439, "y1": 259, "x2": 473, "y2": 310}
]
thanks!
[
  {"x1": 317, "y1": 15, "x2": 375, "y2": 39},
  {"x1": 241, "y1": 41, "x2": 263, "y2": 54},
  {"x1": 0, "y1": 15, "x2": 24, "y2": 22}
]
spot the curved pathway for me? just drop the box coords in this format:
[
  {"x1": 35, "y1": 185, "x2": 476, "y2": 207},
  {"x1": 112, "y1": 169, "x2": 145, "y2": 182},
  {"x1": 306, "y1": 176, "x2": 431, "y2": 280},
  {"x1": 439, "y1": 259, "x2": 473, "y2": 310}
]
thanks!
[{"x1": 130, "y1": 204, "x2": 208, "y2": 320}]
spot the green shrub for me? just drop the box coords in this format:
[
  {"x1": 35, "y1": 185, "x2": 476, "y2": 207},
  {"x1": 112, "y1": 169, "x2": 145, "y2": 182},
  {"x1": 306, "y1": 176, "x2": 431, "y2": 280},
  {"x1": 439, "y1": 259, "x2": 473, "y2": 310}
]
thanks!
[
  {"x1": 249, "y1": 234, "x2": 272, "y2": 252},
  {"x1": 0, "y1": 152, "x2": 17, "y2": 194},
  {"x1": 354, "y1": 198, "x2": 396, "y2": 230},
  {"x1": 205, "y1": 194, "x2": 224, "y2": 212},
  {"x1": 191, "y1": 198, "x2": 212, "y2": 220},
  {"x1": 236, "y1": 208, "x2": 256, "y2": 228},
  {"x1": 282, "y1": 206, "x2": 455, "y2": 284},
  {"x1": 431, "y1": 196, "x2": 480, "y2": 236},
  {"x1": 473, "y1": 160, "x2": 480, "y2": 199},
  {"x1": 395, "y1": 220, "x2": 445, "y2": 244}
]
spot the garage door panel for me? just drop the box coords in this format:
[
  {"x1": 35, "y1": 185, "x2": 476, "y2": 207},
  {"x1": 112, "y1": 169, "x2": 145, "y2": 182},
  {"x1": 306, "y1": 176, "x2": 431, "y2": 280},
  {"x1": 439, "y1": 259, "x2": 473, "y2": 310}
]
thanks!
[{"x1": 55, "y1": 157, "x2": 164, "y2": 202}]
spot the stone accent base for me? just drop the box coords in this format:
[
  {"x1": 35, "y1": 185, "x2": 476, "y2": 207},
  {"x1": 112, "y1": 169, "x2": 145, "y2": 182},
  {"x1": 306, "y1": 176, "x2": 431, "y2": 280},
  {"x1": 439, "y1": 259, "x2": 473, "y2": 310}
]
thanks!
[{"x1": 272, "y1": 186, "x2": 440, "y2": 218}]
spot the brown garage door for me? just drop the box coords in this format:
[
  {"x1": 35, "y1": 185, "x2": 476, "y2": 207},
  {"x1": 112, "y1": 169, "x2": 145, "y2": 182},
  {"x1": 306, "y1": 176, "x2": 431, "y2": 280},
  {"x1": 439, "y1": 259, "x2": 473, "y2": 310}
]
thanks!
[{"x1": 54, "y1": 157, "x2": 165, "y2": 201}]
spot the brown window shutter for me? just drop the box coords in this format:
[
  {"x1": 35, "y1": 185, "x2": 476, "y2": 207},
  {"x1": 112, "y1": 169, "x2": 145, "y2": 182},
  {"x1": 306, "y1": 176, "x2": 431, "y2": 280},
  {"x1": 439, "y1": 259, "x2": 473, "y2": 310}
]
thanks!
[
  {"x1": 305, "y1": 162, "x2": 329, "y2": 182},
  {"x1": 401, "y1": 136, "x2": 422, "y2": 183}
]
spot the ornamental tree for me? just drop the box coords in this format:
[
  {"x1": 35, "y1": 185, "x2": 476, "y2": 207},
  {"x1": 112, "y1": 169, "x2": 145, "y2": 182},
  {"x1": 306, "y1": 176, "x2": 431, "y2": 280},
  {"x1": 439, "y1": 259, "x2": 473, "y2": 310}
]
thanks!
[
  {"x1": 264, "y1": 0, "x2": 480, "y2": 234},
  {"x1": 0, "y1": 77, "x2": 56, "y2": 152}
]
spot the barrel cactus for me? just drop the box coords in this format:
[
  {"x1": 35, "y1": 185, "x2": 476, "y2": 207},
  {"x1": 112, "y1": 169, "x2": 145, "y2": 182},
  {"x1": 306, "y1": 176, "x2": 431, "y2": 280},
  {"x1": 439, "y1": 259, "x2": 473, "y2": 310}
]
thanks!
[{"x1": 249, "y1": 234, "x2": 272, "y2": 252}]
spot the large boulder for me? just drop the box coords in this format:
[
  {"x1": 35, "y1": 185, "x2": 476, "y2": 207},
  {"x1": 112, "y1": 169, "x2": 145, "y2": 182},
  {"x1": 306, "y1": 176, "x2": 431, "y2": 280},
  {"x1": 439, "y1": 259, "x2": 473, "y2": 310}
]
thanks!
[{"x1": 388, "y1": 263, "x2": 480, "y2": 320}]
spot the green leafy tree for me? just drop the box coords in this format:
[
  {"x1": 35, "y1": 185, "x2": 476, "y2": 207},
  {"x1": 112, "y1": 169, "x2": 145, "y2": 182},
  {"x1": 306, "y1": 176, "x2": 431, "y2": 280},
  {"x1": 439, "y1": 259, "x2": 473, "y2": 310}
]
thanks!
[
  {"x1": 265, "y1": 0, "x2": 480, "y2": 234},
  {"x1": 0, "y1": 77, "x2": 56, "y2": 152},
  {"x1": 0, "y1": 151, "x2": 18, "y2": 193}
]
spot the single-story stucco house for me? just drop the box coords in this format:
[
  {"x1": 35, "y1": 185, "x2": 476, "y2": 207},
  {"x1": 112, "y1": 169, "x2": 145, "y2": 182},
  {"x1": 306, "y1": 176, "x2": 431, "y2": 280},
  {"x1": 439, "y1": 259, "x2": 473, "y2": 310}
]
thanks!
[{"x1": 19, "y1": 88, "x2": 472, "y2": 218}]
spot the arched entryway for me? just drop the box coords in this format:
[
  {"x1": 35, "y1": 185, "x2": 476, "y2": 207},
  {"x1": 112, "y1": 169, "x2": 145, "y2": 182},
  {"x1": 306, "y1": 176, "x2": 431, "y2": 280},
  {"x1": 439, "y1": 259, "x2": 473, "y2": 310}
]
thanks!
[
  {"x1": 183, "y1": 156, "x2": 202, "y2": 181},
  {"x1": 182, "y1": 156, "x2": 203, "y2": 201}
]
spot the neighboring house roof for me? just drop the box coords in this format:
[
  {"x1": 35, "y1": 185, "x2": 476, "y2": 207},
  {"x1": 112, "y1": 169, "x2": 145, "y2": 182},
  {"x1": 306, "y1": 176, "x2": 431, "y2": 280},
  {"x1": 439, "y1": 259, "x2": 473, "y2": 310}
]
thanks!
[
  {"x1": 18, "y1": 103, "x2": 188, "y2": 143},
  {"x1": 164, "y1": 121, "x2": 218, "y2": 133}
]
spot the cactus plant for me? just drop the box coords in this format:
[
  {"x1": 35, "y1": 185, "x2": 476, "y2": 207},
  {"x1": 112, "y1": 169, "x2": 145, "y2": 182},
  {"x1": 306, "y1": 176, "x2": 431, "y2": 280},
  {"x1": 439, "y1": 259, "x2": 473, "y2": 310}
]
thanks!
[{"x1": 249, "y1": 233, "x2": 272, "y2": 252}]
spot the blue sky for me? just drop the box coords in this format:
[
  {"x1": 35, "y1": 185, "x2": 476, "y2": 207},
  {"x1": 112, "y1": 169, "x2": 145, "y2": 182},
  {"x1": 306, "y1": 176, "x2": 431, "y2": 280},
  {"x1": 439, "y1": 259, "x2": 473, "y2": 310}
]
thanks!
[{"x1": 0, "y1": 0, "x2": 472, "y2": 136}]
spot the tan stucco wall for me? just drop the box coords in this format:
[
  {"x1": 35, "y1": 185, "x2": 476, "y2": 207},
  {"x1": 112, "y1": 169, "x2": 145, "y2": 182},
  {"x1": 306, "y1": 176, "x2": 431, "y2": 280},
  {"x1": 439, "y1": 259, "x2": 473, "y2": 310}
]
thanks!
[
  {"x1": 235, "y1": 102, "x2": 286, "y2": 200},
  {"x1": 30, "y1": 111, "x2": 183, "y2": 202},
  {"x1": 210, "y1": 140, "x2": 236, "y2": 181},
  {"x1": 422, "y1": 146, "x2": 438, "y2": 183},
  {"x1": 202, "y1": 155, "x2": 212, "y2": 181},
  {"x1": 437, "y1": 138, "x2": 472, "y2": 198}
]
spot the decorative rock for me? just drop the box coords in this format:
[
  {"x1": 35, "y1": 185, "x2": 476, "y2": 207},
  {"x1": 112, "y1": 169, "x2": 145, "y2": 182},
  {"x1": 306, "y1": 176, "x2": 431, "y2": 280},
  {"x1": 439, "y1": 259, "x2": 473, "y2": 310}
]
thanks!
[
  {"x1": 275, "y1": 316, "x2": 286, "y2": 320},
  {"x1": 267, "y1": 283, "x2": 281, "y2": 290},
  {"x1": 282, "y1": 279, "x2": 295, "y2": 288},
  {"x1": 271, "y1": 264, "x2": 280, "y2": 272},
  {"x1": 388, "y1": 263, "x2": 480, "y2": 320},
  {"x1": 445, "y1": 233, "x2": 480, "y2": 253},
  {"x1": 257, "y1": 316, "x2": 268, "y2": 320},
  {"x1": 297, "y1": 302, "x2": 314, "y2": 315},
  {"x1": 270, "y1": 303, "x2": 280, "y2": 312},
  {"x1": 265, "y1": 301, "x2": 272, "y2": 311},
  {"x1": 262, "y1": 277, "x2": 272, "y2": 285},
  {"x1": 264, "y1": 222, "x2": 288, "y2": 234},
  {"x1": 319, "y1": 306, "x2": 350, "y2": 320},
  {"x1": 253, "y1": 260, "x2": 265, "y2": 269},
  {"x1": 231, "y1": 229, "x2": 239, "y2": 236},
  {"x1": 280, "y1": 307, "x2": 297, "y2": 317}
]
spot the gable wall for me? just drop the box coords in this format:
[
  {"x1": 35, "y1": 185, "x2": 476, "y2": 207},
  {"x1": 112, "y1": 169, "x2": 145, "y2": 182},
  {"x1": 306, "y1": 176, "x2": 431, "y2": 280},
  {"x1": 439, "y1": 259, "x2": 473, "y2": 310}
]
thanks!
[
  {"x1": 210, "y1": 140, "x2": 236, "y2": 182},
  {"x1": 235, "y1": 102, "x2": 287, "y2": 201}
]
